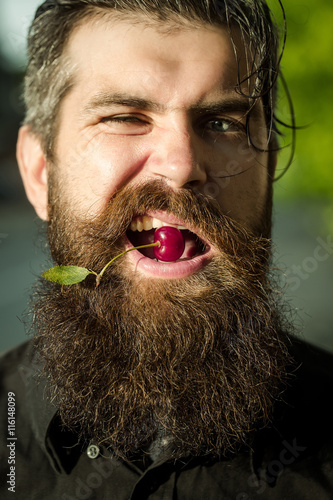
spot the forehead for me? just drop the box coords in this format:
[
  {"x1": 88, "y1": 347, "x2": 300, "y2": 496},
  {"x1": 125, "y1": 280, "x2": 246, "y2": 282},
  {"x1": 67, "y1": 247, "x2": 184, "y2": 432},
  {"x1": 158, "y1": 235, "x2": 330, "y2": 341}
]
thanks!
[{"x1": 63, "y1": 14, "x2": 254, "y2": 108}]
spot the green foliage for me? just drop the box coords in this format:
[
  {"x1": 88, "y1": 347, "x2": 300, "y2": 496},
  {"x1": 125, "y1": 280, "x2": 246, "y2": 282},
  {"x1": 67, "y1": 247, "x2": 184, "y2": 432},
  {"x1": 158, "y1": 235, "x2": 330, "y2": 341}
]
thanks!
[
  {"x1": 273, "y1": 0, "x2": 333, "y2": 200},
  {"x1": 41, "y1": 242, "x2": 160, "y2": 286},
  {"x1": 42, "y1": 266, "x2": 94, "y2": 285}
]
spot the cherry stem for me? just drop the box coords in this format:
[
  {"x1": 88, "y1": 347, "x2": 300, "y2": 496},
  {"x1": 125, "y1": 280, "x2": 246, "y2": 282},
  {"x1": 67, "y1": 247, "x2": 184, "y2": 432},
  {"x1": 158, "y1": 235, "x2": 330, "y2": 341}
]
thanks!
[{"x1": 96, "y1": 241, "x2": 161, "y2": 287}]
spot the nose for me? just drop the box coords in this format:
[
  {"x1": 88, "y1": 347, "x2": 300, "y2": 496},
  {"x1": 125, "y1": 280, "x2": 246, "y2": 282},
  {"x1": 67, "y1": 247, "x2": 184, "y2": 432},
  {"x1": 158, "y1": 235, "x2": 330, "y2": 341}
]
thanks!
[{"x1": 146, "y1": 120, "x2": 207, "y2": 190}]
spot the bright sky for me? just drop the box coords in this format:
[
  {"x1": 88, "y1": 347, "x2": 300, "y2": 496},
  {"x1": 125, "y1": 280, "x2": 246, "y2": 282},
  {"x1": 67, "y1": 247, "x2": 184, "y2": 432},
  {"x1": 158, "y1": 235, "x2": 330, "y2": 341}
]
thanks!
[{"x1": 0, "y1": 0, "x2": 42, "y2": 69}]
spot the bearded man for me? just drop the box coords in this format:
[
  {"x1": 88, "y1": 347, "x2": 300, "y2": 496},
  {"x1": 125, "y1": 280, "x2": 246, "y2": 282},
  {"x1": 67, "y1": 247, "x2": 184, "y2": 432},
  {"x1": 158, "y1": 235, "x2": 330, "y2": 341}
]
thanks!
[{"x1": 1, "y1": 0, "x2": 333, "y2": 498}]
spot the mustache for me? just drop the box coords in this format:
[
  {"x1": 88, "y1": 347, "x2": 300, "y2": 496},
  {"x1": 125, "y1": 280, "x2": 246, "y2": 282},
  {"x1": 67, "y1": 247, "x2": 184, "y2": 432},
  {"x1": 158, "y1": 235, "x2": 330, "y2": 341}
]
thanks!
[
  {"x1": 48, "y1": 179, "x2": 270, "y2": 276},
  {"x1": 90, "y1": 179, "x2": 259, "y2": 247}
]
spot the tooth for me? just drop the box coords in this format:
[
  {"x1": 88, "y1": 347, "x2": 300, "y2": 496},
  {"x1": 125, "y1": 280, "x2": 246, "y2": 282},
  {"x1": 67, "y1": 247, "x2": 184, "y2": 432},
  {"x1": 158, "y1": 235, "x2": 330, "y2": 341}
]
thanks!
[
  {"x1": 152, "y1": 218, "x2": 163, "y2": 229},
  {"x1": 143, "y1": 216, "x2": 153, "y2": 231},
  {"x1": 150, "y1": 218, "x2": 187, "y2": 230},
  {"x1": 130, "y1": 220, "x2": 137, "y2": 231},
  {"x1": 162, "y1": 222, "x2": 178, "y2": 228},
  {"x1": 137, "y1": 220, "x2": 143, "y2": 232}
]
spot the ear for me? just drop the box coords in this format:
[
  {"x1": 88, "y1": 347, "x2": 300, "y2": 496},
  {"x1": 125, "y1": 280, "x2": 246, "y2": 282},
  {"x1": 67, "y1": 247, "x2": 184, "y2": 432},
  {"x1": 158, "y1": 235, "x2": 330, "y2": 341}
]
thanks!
[{"x1": 16, "y1": 126, "x2": 49, "y2": 221}]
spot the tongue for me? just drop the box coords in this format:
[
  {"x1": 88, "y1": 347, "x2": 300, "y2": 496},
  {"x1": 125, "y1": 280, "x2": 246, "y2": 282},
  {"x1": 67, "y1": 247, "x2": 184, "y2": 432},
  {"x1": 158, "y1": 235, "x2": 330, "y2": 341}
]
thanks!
[{"x1": 128, "y1": 228, "x2": 202, "y2": 260}]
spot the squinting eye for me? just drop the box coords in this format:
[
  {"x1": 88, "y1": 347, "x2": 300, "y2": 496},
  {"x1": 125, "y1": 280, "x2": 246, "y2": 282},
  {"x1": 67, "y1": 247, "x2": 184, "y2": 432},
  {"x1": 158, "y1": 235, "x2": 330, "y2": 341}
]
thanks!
[
  {"x1": 102, "y1": 115, "x2": 145, "y2": 124},
  {"x1": 100, "y1": 114, "x2": 151, "y2": 135}
]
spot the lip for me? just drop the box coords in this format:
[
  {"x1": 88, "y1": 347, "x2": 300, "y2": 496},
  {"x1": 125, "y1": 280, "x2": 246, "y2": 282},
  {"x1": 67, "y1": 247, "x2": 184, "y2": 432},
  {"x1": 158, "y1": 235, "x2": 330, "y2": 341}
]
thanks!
[{"x1": 125, "y1": 211, "x2": 214, "y2": 279}]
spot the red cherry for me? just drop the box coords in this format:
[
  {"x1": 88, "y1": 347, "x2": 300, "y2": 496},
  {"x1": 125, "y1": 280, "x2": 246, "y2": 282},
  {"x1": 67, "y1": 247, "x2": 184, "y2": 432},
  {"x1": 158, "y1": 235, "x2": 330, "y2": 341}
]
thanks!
[{"x1": 153, "y1": 226, "x2": 185, "y2": 262}]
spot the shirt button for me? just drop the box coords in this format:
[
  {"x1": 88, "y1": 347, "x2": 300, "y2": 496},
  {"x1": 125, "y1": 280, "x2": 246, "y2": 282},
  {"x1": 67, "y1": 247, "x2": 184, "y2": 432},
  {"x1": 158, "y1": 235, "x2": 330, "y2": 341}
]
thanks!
[{"x1": 87, "y1": 444, "x2": 100, "y2": 459}]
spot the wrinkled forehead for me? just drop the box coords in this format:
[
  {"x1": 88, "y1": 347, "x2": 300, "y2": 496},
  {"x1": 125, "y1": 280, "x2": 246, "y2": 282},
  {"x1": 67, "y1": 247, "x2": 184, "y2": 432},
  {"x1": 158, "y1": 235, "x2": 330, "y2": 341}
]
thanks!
[{"x1": 64, "y1": 12, "x2": 258, "y2": 100}]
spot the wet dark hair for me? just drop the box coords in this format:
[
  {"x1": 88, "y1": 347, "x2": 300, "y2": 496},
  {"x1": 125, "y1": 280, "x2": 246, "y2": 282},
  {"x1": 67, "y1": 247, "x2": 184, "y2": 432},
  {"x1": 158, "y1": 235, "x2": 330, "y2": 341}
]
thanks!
[{"x1": 24, "y1": 0, "x2": 295, "y2": 177}]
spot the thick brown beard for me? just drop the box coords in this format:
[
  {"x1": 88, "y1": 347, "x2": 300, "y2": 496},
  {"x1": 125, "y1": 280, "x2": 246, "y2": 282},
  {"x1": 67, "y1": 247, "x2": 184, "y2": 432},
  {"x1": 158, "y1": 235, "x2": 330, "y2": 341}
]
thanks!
[{"x1": 32, "y1": 180, "x2": 292, "y2": 461}]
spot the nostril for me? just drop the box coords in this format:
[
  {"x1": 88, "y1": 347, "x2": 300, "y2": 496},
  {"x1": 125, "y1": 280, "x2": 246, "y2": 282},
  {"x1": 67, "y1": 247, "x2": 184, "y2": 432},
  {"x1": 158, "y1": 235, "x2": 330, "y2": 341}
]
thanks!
[{"x1": 185, "y1": 178, "x2": 205, "y2": 190}]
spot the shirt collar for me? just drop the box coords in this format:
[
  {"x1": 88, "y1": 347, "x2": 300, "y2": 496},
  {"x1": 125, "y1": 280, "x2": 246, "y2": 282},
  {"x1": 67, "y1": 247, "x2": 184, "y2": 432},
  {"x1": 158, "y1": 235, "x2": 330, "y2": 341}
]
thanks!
[{"x1": 25, "y1": 342, "x2": 83, "y2": 474}]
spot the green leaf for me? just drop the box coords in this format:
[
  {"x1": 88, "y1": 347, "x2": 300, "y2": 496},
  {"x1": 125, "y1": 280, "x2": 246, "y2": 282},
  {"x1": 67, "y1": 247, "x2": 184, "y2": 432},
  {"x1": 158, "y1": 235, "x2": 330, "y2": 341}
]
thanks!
[{"x1": 42, "y1": 266, "x2": 94, "y2": 285}]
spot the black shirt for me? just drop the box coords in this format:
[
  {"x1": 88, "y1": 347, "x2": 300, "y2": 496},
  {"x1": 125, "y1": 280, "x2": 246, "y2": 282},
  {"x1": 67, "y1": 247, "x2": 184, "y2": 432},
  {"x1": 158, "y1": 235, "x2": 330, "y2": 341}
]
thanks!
[{"x1": 1, "y1": 338, "x2": 333, "y2": 499}]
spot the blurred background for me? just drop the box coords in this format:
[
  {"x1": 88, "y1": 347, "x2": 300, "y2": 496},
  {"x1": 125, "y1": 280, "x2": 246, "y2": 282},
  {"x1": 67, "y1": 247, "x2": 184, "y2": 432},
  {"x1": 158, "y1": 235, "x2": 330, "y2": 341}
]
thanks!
[{"x1": 0, "y1": 0, "x2": 332, "y2": 353}]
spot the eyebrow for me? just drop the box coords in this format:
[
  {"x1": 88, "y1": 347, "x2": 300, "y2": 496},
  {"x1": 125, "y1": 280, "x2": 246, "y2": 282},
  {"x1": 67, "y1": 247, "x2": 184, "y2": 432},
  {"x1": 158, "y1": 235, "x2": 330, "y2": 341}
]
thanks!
[
  {"x1": 83, "y1": 92, "x2": 164, "y2": 115},
  {"x1": 83, "y1": 91, "x2": 261, "y2": 120}
]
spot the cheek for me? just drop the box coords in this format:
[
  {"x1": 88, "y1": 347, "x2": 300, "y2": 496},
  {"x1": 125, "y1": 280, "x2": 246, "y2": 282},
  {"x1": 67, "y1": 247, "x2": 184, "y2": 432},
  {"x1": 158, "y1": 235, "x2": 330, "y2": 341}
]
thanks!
[
  {"x1": 57, "y1": 133, "x2": 148, "y2": 215},
  {"x1": 209, "y1": 150, "x2": 269, "y2": 227}
]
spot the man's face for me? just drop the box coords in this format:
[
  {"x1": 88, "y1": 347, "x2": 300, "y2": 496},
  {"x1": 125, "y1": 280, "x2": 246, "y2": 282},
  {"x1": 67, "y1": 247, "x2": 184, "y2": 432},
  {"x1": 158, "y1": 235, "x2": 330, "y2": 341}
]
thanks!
[
  {"x1": 20, "y1": 15, "x2": 290, "y2": 461},
  {"x1": 51, "y1": 15, "x2": 271, "y2": 279}
]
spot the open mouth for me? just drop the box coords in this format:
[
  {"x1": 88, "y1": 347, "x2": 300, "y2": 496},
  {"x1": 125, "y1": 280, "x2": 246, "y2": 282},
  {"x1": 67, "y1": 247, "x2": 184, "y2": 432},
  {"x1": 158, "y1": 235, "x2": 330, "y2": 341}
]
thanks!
[{"x1": 126, "y1": 214, "x2": 207, "y2": 261}]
